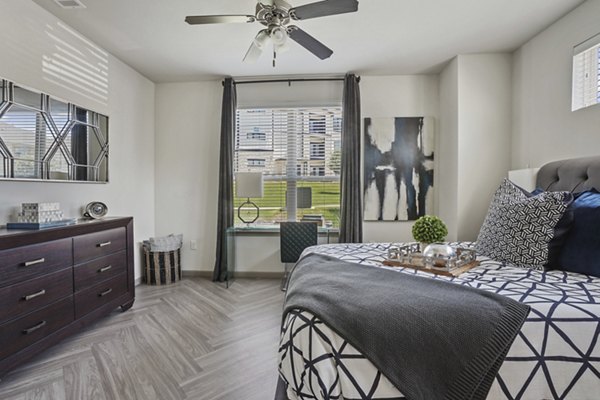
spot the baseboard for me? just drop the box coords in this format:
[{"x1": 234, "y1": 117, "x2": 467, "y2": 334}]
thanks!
[
  {"x1": 181, "y1": 270, "x2": 284, "y2": 279},
  {"x1": 232, "y1": 271, "x2": 284, "y2": 279},
  {"x1": 136, "y1": 271, "x2": 283, "y2": 283},
  {"x1": 181, "y1": 271, "x2": 213, "y2": 278}
]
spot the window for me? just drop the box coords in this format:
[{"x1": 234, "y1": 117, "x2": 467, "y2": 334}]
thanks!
[
  {"x1": 246, "y1": 127, "x2": 266, "y2": 141},
  {"x1": 333, "y1": 116, "x2": 342, "y2": 132},
  {"x1": 236, "y1": 110, "x2": 272, "y2": 151},
  {"x1": 234, "y1": 106, "x2": 342, "y2": 227},
  {"x1": 311, "y1": 166, "x2": 325, "y2": 176},
  {"x1": 309, "y1": 142, "x2": 325, "y2": 160},
  {"x1": 247, "y1": 158, "x2": 265, "y2": 167},
  {"x1": 309, "y1": 113, "x2": 326, "y2": 135},
  {"x1": 572, "y1": 32, "x2": 600, "y2": 111}
]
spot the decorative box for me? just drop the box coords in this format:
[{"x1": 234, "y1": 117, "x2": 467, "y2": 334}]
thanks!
[{"x1": 383, "y1": 243, "x2": 479, "y2": 277}]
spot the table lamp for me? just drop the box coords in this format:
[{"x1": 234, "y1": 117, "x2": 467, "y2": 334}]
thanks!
[{"x1": 236, "y1": 172, "x2": 263, "y2": 224}]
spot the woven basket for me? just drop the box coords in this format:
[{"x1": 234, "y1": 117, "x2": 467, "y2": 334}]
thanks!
[{"x1": 143, "y1": 247, "x2": 181, "y2": 285}]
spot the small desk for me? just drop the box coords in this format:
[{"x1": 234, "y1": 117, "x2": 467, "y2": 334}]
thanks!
[{"x1": 225, "y1": 225, "x2": 338, "y2": 287}]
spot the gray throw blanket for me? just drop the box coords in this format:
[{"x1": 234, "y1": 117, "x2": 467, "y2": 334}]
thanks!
[{"x1": 277, "y1": 254, "x2": 530, "y2": 400}]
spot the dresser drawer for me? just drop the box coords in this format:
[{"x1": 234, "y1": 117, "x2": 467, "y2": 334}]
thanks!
[
  {"x1": 0, "y1": 268, "x2": 73, "y2": 324},
  {"x1": 0, "y1": 297, "x2": 74, "y2": 360},
  {"x1": 74, "y1": 250, "x2": 127, "y2": 291},
  {"x1": 73, "y1": 228, "x2": 126, "y2": 264},
  {"x1": 74, "y1": 273, "x2": 127, "y2": 319},
  {"x1": 0, "y1": 239, "x2": 72, "y2": 288}
]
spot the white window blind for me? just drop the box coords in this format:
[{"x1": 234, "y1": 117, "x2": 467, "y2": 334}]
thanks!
[
  {"x1": 234, "y1": 106, "x2": 342, "y2": 227},
  {"x1": 572, "y1": 32, "x2": 600, "y2": 111}
]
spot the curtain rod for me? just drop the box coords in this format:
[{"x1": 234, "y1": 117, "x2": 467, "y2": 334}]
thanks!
[
  {"x1": 222, "y1": 77, "x2": 360, "y2": 86},
  {"x1": 237, "y1": 78, "x2": 344, "y2": 85}
]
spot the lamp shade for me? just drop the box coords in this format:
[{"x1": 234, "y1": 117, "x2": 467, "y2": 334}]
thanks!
[
  {"x1": 508, "y1": 168, "x2": 540, "y2": 192},
  {"x1": 235, "y1": 172, "x2": 263, "y2": 198},
  {"x1": 270, "y1": 26, "x2": 287, "y2": 45}
]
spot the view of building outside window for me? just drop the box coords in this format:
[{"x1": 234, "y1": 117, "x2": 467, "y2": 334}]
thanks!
[
  {"x1": 572, "y1": 33, "x2": 600, "y2": 111},
  {"x1": 234, "y1": 106, "x2": 342, "y2": 227}
]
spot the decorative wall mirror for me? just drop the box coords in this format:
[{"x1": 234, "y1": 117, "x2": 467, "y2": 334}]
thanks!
[{"x1": 0, "y1": 78, "x2": 109, "y2": 182}]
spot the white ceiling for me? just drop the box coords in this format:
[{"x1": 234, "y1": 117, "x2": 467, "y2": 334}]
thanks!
[{"x1": 31, "y1": 0, "x2": 584, "y2": 83}]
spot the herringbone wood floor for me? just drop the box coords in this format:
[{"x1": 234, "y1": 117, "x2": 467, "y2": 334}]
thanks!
[{"x1": 0, "y1": 278, "x2": 284, "y2": 400}]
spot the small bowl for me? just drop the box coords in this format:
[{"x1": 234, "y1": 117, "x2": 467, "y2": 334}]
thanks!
[{"x1": 422, "y1": 243, "x2": 456, "y2": 259}]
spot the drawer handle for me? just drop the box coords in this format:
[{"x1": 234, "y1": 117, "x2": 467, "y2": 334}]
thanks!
[
  {"x1": 23, "y1": 289, "x2": 46, "y2": 301},
  {"x1": 22, "y1": 320, "x2": 47, "y2": 335},
  {"x1": 99, "y1": 288, "x2": 113, "y2": 297},
  {"x1": 23, "y1": 258, "x2": 45, "y2": 267},
  {"x1": 97, "y1": 241, "x2": 112, "y2": 248},
  {"x1": 98, "y1": 265, "x2": 113, "y2": 273}
]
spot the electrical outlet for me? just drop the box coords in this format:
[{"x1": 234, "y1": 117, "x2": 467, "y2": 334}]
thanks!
[{"x1": 190, "y1": 240, "x2": 197, "y2": 250}]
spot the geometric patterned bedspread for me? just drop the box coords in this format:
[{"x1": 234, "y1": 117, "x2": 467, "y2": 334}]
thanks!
[{"x1": 278, "y1": 242, "x2": 600, "y2": 400}]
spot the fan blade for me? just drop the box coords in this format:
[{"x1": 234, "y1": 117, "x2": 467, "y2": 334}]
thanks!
[
  {"x1": 185, "y1": 15, "x2": 255, "y2": 25},
  {"x1": 274, "y1": 0, "x2": 291, "y2": 10},
  {"x1": 287, "y1": 26, "x2": 333, "y2": 60},
  {"x1": 290, "y1": 0, "x2": 358, "y2": 20}
]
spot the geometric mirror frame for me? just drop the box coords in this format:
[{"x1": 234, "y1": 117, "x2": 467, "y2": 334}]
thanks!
[{"x1": 0, "y1": 77, "x2": 108, "y2": 182}]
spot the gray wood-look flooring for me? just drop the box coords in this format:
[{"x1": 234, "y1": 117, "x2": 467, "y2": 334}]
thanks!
[{"x1": 0, "y1": 278, "x2": 284, "y2": 400}]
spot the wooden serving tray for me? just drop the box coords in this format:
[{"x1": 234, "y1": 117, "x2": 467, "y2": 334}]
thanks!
[{"x1": 382, "y1": 259, "x2": 480, "y2": 277}]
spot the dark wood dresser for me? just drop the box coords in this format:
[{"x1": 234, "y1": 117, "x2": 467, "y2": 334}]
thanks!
[{"x1": 0, "y1": 217, "x2": 134, "y2": 378}]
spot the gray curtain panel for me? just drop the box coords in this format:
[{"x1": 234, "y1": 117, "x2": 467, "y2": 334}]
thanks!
[
  {"x1": 213, "y1": 78, "x2": 236, "y2": 282},
  {"x1": 339, "y1": 74, "x2": 363, "y2": 243}
]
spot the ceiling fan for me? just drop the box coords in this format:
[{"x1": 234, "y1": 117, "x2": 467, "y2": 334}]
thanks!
[{"x1": 185, "y1": 0, "x2": 359, "y2": 66}]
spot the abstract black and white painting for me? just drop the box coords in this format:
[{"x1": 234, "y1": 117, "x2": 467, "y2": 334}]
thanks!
[{"x1": 364, "y1": 117, "x2": 434, "y2": 221}]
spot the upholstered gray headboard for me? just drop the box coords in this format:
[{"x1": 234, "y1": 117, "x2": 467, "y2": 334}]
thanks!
[{"x1": 537, "y1": 156, "x2": 600, "y2": 193}]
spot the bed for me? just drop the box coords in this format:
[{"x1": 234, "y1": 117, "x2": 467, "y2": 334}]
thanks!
[{"x1": 277, "y1": 156, "x2": 600, "y2": 400}]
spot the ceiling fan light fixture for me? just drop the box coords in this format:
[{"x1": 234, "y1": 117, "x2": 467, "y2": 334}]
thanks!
[
  {"x1": 254, "y1": 30, "x2": 271, "y2": 48},
  {"x1": 270, "y1": 26, "x2": 288, "y2": 45},
  {"x1": 243, "y1": 29, "x2": 271, "y2": 63},
  {"x1": 243, "y1": 43, "x2": 263, "y2": 63},
  {"x1": 185, "y1": 0, "x2": 360, "y2": 62},
  {"x1": 275, "y1": 40, "x2": 290, "y2": 54}
]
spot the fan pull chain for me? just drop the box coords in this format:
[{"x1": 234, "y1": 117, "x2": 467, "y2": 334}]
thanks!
[{"x1": 273, "y1": 50, "x2": 277, "y2": 68}]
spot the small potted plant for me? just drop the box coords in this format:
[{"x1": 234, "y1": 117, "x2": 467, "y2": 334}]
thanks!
[{"x1": 412, "y1": 215, "x2": 448, "y2": 251}]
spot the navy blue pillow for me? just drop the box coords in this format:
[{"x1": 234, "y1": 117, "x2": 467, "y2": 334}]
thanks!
[
  {"x1": 524, "y1": 187, "x2": 574, "y2": 268},
  {"x1": 557, "y1": 189, "x2": 600, "y2": 277}
]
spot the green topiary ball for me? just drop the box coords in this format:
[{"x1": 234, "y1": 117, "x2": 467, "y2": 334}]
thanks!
[{"x1": 412, "y1": 215, "x2": 448, "y2": 243}]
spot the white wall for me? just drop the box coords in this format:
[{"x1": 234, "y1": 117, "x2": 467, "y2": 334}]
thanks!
[
  {"x1": 237, "y1": 80, "x2": 343, "y2": 108},
  {"x1": 154, "y1": 81, "x2": 222, "y2": 272},
  {"x1": 438, "y1": 58, "x2": 459, "y2": 241},
  {"x1": 438, "y1": 54, "x2": 512, "y2": 242},
  {"x1": 0, "y1": 0, "x2": 156, "y2": 281},
  {"x1": 456, "y1": 54, "x2": 512, "y2": 240},
  {"x1": 512, "y1": 0, "x2": 600, "y2": 169},
  {"x1": 361, "y1": 75, "x2": 440, "y2": 243}
]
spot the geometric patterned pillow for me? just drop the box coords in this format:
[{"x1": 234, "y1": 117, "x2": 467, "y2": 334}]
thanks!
[{"x1": 476, "y1": 179, "x2": 572, "y2": 269}]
